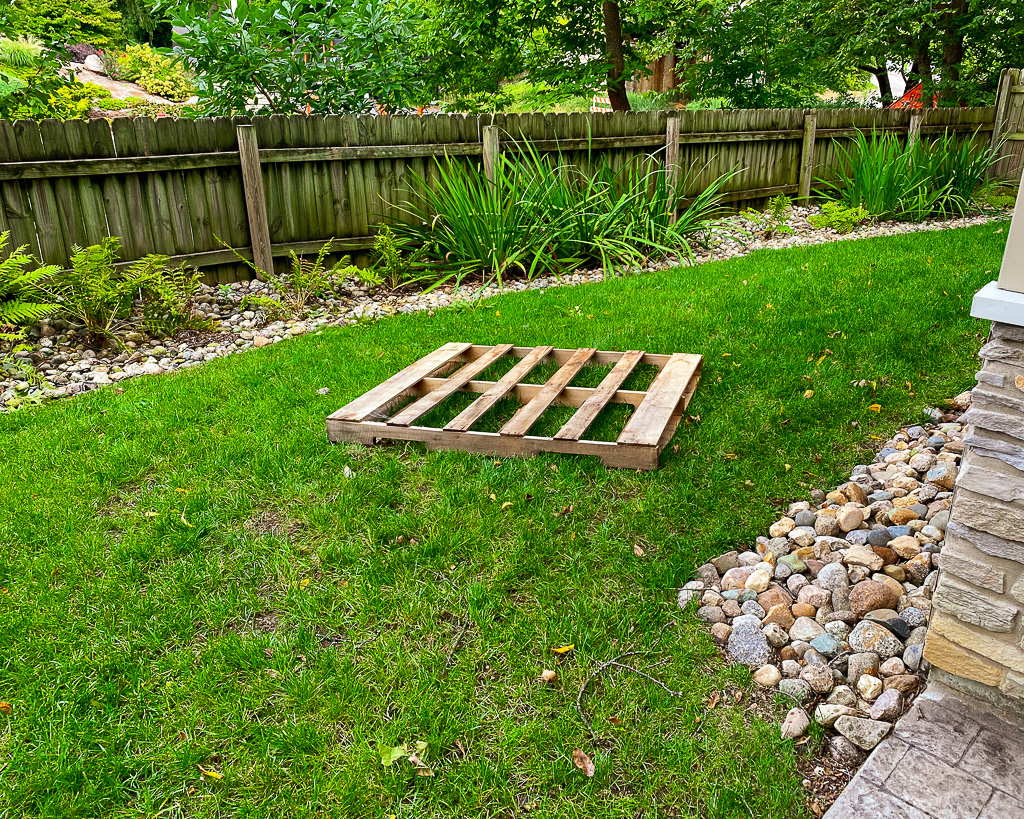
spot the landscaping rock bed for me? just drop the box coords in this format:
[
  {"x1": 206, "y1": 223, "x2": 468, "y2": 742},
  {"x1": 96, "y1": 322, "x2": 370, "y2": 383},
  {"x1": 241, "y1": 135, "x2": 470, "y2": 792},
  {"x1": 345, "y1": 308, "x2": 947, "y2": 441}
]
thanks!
[
  {"x1": 679, "y1": 397, "x2": 971, "y2": 770},
  {"x1": 0, "y1": 207, "x2": 1007, "y2": 411}
]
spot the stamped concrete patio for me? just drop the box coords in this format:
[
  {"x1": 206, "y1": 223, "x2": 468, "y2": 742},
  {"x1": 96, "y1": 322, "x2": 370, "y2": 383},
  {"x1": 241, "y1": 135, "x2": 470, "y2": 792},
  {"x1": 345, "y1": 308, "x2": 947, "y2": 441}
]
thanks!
[{"x1": 824, "y1": 681, "x2": 1024, "y2": 818}]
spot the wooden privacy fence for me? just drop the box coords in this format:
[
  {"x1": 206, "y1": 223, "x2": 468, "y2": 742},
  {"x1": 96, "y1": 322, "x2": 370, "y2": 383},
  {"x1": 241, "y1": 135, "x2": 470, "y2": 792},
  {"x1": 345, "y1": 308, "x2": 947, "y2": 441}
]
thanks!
[
  {"x1": 992, "y1": 68, "x2": 1024, "y2": 182},
  {"x1": 0, "y1": 103, "x2": 1006, "y2": 283}
]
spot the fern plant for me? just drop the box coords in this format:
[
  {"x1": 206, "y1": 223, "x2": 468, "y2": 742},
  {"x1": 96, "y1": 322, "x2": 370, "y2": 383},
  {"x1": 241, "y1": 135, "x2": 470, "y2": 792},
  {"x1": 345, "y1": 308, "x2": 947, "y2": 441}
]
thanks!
[
  {"x1": 0, "y1": 232, "x2": 59, "y2": 342},
  {"x1": 221, "y1": 236, "x2": 358, "y2": 316},
  {"x1": 128, "y1": 255, "x2": 213, "y2": 338},
  {"x1": 31, "y1": 237, "x2": 138, "y2": 344}
]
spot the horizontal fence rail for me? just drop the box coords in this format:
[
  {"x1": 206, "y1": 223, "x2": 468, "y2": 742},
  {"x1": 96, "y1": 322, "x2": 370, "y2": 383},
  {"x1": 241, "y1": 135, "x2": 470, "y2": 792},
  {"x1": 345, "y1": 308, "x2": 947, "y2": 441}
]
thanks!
[{"x1": 0, "y1": 103, "x2": 1006, "y2": 283}]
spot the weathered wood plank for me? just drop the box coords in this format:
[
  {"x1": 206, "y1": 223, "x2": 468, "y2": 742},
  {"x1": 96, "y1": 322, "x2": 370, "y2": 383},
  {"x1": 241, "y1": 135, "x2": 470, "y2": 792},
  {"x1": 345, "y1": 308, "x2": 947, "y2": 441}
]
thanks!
[
  {"x1": 327, "y1": 418, "x2": 661, "y2": 470},
  {"x1": 499, "y1": 347, "x2": 597, "y2": 437},
  {"x1": 617, "y1": 354, "x2": 702, "y2": 446},
  {"x1": 553, "y1": 350, "x2": 644, "y2": 441},
  {"x1": 236, "y1": 125, "x2": 272, "y2": 278},
  {"x1": 387, "y1": 343, "x2": 514, "y2": 427},
  {"x1": 445, "y1": 345, "x2": 553, "y2": 431},
  {"x1": 329, "y1": 342, "x2": 474, "y2": 422}
]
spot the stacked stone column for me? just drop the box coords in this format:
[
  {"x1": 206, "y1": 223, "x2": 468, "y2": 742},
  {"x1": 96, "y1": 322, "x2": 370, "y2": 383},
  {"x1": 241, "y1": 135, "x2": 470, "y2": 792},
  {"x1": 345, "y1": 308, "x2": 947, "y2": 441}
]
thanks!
[{"x1": 925, "y1": 322, "x2": 1024, "y2": 710}]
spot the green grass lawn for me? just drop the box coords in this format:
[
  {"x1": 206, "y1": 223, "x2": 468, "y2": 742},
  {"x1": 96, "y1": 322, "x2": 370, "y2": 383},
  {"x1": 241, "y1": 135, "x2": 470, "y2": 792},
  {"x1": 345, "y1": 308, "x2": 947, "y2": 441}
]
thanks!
[{"x1": 0, "y1": 224, "x2": 1006, "y2": 818}]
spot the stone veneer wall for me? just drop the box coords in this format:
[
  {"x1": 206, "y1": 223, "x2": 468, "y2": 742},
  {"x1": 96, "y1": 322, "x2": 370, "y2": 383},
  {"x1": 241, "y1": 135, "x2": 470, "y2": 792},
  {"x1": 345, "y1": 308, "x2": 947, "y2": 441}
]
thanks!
[{"x1": 924, "y1": 321, "x2": 1024, "y2": 712}]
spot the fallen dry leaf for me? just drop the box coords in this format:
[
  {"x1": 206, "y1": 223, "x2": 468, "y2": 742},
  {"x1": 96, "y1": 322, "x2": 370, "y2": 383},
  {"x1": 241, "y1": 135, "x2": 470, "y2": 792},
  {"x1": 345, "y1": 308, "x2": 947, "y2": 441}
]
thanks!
[
  {"x1": 803, "y1": 389, "x2": 814, "y2": 399},
  {"x1": 197, "y1": 765, "x2": 223, "y2": 781},
  {"x1": 572, "y1": 748, "x2": 595, "y2": 777},
  {"x1": 868, "y1": 403, "x2": 881, "y2": 413},
  {"x1": 551, "y1": 644, "x2": 574, "y2": 655},
  {"x1": 632, "y1": 544, "x2": 645, "y2": 557},
  {"x1": 0, "y1": 701, "x2": 11, "y2": 715},
  {"x1": 539, "y1": 669, "x2": 558, "y2": 683}
]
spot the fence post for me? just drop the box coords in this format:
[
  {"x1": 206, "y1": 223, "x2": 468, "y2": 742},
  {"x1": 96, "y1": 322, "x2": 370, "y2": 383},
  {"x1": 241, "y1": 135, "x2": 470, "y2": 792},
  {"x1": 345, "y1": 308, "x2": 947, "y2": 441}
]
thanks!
[
  {"x1": 990, "y1": 68, "x2": 1015, "y2": 182},
  {"x1": 665, "y1": 116, "x2": 681, "y2": 221},
  {"x1": 482, "y1": 125, "x2": 499, "y2": 184},
  {"x1": 236, "y1": 124, "x2": 272, "y2": 280},
  {"x1": 907, "y1": 111, "x2": 924, "y2": 151},
  {"x1": 798, "y1": 112, "x2": 817, "y2": 202}
]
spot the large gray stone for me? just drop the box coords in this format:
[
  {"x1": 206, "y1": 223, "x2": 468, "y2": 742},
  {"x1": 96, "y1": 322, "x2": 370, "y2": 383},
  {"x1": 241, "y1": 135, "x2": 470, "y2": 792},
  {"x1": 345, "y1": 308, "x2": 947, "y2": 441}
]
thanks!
[
  {"x1": 789, "y1": 616, "x2": 825, "y2": 642},
  {"x1": 835, "y1": 715, "x2": 892, "y2": 750},
  {"x1": 727, "y1": 616, "x2": 773, "y2": 667},
  {"x1": 848, "y1": 621, "x2": 904, "y2": 659},
  {"x1": 778, "y1": 678, "x2": 814, "y2": 705}
]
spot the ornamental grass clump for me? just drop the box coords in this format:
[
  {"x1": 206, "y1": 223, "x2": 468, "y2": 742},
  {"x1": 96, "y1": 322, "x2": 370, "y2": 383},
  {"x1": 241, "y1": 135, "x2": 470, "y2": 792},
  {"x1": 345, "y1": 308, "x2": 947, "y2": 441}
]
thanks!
[
  {"x1": 392, "y1": 145, "x2": 734, "y2": 288},
  {"x1": 820, "y1": 129, "x2": 1000, "y2": 222}
]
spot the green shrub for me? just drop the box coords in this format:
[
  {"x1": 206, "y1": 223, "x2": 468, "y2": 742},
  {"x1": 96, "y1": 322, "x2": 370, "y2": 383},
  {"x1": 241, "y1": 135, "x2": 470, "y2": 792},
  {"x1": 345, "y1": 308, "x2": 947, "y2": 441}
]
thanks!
[
  {"x1": 116, "y1": 44, "x2": 194, "y2": 101},
  {"x1": 0, "y1": 0, "x2": 123, "y2": 49},
  {"x1": 809, "y1": 202, "x2": 870, "y2": 233},
  {"x1": 0, "y1": 35, "x2": 44, "y2": 69},
  {"x1": 442, "y1": 81, "x2": 591, "y2": 114},
  {"x1": 96, "y1": 96, "x2": 128, "y2": 111},
  {"x1": 0, "y1": 233, "x2": 59, "y2": 342},
  {"x1": 0, "y1": 40, "x2": 109, "y2": 120},
  {"x1": 819, "y1": 129, "x2": 1000, "y2": 221},
  {"x1": 390, "y1": 146, "x2": 734, "y2": 288}
]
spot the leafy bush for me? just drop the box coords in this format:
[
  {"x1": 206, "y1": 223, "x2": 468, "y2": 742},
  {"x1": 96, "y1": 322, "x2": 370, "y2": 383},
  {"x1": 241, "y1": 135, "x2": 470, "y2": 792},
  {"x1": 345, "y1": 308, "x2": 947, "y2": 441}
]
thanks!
[
  {"x1": 365, "y1": 225, "x2": 436, "y2": 290},
  {"x1": 808, "y1": 202, "x2": 870, "y2": 234},
  {"x1": 0, "y1": 0, "x2": 123, "y2": 49},
  {"x1": 391, "y1": 147, "x2": 734, "y2": 288},
  {"x1": 65, "y1": 43, "x2": 99, "y2": 63},
  {"x1": 820, "y1": 129, "x2": 1000, "y2": 221},
  {"x1": 115, "y1": 44, "x2": 194, "y2": 101},
  {"x1": 96, "y1": 96, "x2": 129, "y2": 111},
  {"x1": 166, "y1": 0, "x2": 429, "y2": 115},
  {"x1": 0, "y1": 233, "x2": 59, "y2": 342},
  {"x1": 0, "y1": 49, "x2": 108, "y2": 120}
]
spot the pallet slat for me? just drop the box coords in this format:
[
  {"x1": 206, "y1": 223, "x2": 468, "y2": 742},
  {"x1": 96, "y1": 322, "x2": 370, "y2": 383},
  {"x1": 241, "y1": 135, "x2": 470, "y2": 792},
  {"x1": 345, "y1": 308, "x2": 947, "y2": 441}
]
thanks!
[
  {"x1": 445, "y1": 346, "x2": 553, "y2": 431},
  {"x1": 553, "y1": 350, "x2": 643, "y2": 441},
  {"x1": 329, "y1": 342, "x2": 473, "y2": 422},
  {"x1": 387, "y1": 343, "x2": 514, "y2": 427},
  {"x1": 499, "y1": 347, "x2": 596, "y2": 437},
  {"x1": 617, "y1": 353, "x2": 702, "y2": 446}
]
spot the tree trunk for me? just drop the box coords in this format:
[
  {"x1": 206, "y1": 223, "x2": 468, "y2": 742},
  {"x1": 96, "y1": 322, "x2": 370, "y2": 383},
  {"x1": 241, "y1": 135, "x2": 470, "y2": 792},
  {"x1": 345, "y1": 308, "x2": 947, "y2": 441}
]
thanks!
[
  {"x1": 908, "y1": 28, "x2": 933, "y2": 92},
  {"x1": 940, "y1": 0, "x2": 968, "y2": 104},
  {"x1": 859, "y1": 65, "x2": 893, "y2": 107},
  {"x1": 602, "y1": 1, "x2": 631, "y2": 112}
]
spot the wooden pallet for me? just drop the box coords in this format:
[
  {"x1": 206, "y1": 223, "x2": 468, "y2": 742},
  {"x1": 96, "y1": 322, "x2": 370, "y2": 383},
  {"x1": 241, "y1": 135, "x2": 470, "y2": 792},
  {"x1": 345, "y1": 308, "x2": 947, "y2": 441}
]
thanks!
[{"x1": 326, "y1": 344, "x2": 702, "y2": 470}]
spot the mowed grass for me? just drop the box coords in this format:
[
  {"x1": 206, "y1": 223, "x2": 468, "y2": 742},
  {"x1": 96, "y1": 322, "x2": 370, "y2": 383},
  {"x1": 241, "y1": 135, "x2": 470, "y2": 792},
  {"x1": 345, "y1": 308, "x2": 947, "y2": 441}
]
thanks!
[{"x1": 0, "y1": 224, "x2": 1005, "y2": 819}]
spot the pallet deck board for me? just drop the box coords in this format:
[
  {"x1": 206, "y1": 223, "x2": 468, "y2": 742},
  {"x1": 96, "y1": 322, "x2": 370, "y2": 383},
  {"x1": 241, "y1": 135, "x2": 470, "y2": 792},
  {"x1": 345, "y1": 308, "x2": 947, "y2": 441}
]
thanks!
[
  {"x1": 617, "y1": 353, "x2": 702, "y2": 446},
  {"x1": 499, "y1": 347, "x2": 597, "y2": 437},
  {"x1": 327, "y1": 344, "x2": 702, "y2": 470},
  {"x1": 444, "y1": 345, "x2": 553, "y2": 432},
  {"x1": 328, "y1": 342, "x2": 473, "y2": 422},
  {"x1": 387, "y1": 343, "x2": 514, "y2": 428},
  {"x1": 553, "y1": 350, "x2": 644, "y2": 441}
]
